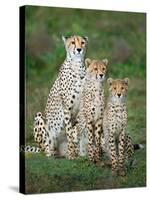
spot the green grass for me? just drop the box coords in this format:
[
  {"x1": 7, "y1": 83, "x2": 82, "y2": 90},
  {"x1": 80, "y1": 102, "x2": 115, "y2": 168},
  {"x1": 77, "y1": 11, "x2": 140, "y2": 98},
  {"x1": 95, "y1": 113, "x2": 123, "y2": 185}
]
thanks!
[
  {"x1": 24, "y1": 6, "x2": 146, "y2": 193},
  {"x1": 25, "y1": 147, "x2": 146, "y2": 193}
]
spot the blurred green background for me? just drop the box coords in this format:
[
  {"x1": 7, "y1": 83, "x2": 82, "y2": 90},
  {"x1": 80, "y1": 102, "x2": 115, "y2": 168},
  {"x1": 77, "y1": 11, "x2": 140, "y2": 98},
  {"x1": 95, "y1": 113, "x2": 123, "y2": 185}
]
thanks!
[{"x1": 25, "y1": 6, "x2": 146, "y2": 193}]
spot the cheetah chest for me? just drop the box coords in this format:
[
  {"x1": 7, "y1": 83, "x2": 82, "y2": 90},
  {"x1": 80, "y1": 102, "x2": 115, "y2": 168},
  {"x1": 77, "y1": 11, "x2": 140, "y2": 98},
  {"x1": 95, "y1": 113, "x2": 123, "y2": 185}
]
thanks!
[
  {"x1": 71, "y1": 78, "x2": 83, "y2": 118},
  {"x1": 93, "y1": 89, "x2": 104, "y2": 122},
  {"x1": 109, "y1": 107, "x2": 127, "y2": 132}
]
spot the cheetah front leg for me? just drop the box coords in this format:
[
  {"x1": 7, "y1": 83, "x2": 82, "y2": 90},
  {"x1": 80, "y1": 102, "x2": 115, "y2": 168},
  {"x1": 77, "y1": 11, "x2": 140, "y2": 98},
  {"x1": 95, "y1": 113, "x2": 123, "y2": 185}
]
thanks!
[
  {"x1": 109, "y1": 129, "x2": 118, "y2": 176},
  {"x1": 87, "y1": 122, "x2": 95, "y2": 163},
  {"x1": 94, "y1": 120, "x2": 103, "y2": 163},
  {"x1": 64, "y1": 108, "x2": 76, "y2": 159},
  {"x1": 71, "y1": 125, "x2": 80, "y2": 158},
  {"x1": 118, "y1": 129, "x2": 126, "y2": 176}
]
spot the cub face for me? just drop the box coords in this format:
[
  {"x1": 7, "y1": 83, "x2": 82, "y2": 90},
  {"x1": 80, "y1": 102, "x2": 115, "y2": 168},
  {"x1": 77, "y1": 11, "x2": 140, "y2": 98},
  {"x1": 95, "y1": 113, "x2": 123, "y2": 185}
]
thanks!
[
  {"x1": 85, "y1": 58, "x2": 108, "y2": 82},
  {"x1": 107, "y1": 78, "x2": 129, "y2": 100},
  {"x1": 62, "y1": 35, "x2": 88, "y2": 59}
]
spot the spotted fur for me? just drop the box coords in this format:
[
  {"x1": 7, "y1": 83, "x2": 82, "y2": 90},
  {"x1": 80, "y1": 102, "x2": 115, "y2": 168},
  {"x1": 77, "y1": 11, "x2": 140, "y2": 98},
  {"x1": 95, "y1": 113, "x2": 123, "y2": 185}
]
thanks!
[
  {"x1": 30, "y1": 35, "x2": 88, "y2": 157},
  {"x1": 102, "y1": 78, "x2": 130, "y2": 176},
  {"x1": 20, "y1": 145, "x2": 41, "y2": 153},
  {"x1": 70, "y1": 58, "x2": 108, "y2": 162}
]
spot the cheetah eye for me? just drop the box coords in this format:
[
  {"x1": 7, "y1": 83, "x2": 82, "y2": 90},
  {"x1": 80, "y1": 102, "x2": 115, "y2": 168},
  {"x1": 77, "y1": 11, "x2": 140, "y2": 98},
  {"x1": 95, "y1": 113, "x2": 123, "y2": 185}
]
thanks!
[
  {"x1": 71, "y1": 41, "x2": 75, "y2": 45},
  {"x1": 114, "y1": 87, "x2": 116, "y2": 90},
  {"x1": 121, "y1": 87, "x2": 124, "y2": 90},
  {"x1": 102, "y1": 67, "x2": 105, "y2": 71},
  {"x1": 81, "y1": 41, "x2": 85, "y2": 45}
]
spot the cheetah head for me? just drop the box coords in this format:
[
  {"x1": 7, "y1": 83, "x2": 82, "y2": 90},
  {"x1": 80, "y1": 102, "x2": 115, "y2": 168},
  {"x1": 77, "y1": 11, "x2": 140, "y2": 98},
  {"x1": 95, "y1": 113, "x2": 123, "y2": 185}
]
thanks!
[
  {"x1": 62, "y1": 35, "x2": 88, "y2": 59},
  {"x1": 107, "y1": 78, "x2": 130, "y2": 102},
  {"x1": 85, "y1": 58, "x2": 108, "y2": 82}
]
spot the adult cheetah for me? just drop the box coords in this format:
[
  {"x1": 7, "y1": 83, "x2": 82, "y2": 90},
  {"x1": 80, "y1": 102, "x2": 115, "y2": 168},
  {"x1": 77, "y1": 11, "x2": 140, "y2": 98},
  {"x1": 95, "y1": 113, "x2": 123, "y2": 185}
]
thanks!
[{"x1": 33, "y1": 35, "x2": 88, "y2": 157}]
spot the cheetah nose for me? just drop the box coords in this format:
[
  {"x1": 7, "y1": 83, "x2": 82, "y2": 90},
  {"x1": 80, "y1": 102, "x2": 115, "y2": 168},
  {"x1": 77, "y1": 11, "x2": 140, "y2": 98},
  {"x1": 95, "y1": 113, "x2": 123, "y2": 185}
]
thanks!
[
  {"x1": 77, "y1": 48, "x2": 81, "y2": 53},
  {"x1": 99, "y1": 74, "x2": 103, "y2": 78},
  {"x1": 117, "y1": 93, "x2": 121, "y2": 97}
]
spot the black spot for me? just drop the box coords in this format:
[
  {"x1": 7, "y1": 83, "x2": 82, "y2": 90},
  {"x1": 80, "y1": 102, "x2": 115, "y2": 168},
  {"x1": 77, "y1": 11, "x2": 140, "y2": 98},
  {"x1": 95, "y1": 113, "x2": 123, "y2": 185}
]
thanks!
[
  {"x1": 71, "y1": 100, "x2": 74, "y2": 104},
  {"x1": 69, "y1": 107, "x2": 71, "y2": 110},
  {"x1": 72, "y1": 95, "x2": 75, "y2": 99},
  {"x1": 26, "y1": 146, "x2": 30, "y2": 151},
  {"x1": 40, "y1": 122, "x2": 43, "y2": 125},
  {"x1": 39, "y1": 127, "x2": 41, "y2": 131},
  {"x1": 65, "y1": 117, "x2": 68, "y2": 121},
  {"x1": 109, "y1": 139, "x2": 114, "y2": 143},
  {"x1": 92, "y1": 108, "x2": 95, "y2": 111},
  {"x1": 30, "y1": 147, "x2": 34, "y2": 152}
]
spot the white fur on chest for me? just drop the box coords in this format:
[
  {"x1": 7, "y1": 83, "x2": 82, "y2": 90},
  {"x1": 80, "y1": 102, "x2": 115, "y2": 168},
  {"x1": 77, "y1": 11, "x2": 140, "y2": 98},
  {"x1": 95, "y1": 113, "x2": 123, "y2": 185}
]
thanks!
[
  {"x1": 110, "y1": 107, "x2": 127, "y2": 133},
  {"x1": 72, "y1": 78, "x2": 84, "y2": 117},
  {"x1": 92, "y1": 82, "x2": 104, "y2": 122}
]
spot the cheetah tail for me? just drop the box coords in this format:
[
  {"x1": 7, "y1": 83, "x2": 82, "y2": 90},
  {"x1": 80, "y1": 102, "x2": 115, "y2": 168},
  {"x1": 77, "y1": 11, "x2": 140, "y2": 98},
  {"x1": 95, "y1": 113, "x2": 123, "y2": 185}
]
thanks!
[
  {"x1": 134, "y1": 144, "x2": 144, "y2": 150},
  {"x1": 20, "y1": 145, "x2": 41, "y2": 153}
]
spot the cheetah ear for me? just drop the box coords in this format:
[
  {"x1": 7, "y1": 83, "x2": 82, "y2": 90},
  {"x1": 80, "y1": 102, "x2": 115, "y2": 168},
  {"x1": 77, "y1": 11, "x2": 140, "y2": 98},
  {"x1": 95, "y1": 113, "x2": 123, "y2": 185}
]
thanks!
[
  {"x1": 124, "y1": 78, "x2": 130, "y2": 85},
  {"x1": 107, "y1": 78, "x2": 113, "y2": 86},
  {"x1": 83, "y1": 36, "x2": 88, "y2": 41},
  {"x1": 102, "y1": 58, "x2": 108, "y2": 66},
  {"x1": 62, "y1": 35, "x2": 69, "y2": 44},
  {"x1": 85, "y1": 58, "x2": 91, "y2": 68}
]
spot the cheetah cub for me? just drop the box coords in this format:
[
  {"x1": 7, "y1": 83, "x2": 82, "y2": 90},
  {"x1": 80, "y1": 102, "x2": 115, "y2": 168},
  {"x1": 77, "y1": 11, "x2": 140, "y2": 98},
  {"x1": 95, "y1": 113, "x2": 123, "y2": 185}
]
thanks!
[
  {"x1": 102, "y1": 78, "x2": 130, "y2": 176},
  {"x1": 70, "y1": 58, "x2": 108, "y2": 162}
]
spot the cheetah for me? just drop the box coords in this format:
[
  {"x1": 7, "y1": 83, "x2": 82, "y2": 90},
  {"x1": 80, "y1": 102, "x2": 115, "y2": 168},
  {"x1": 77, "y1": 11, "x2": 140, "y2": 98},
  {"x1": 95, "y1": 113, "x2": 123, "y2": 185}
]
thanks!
[
  {"x1": 102, "y1": 78, "x2": 131, "y2": 176},
  {"x1": 32, "y1": 112, "x2": 53, "y2": 154},
  {"x1": 32, "y1": 35, "x2": 88, "y2": 157},
  {"x1": 70, "y1": 58, "x2": 108, "y2": 162}
]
